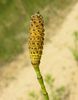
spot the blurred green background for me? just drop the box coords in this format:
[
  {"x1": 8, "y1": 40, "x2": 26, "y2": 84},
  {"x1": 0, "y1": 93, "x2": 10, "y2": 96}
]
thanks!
[{"x1": 0, "y1": 0, "x2": 77, "y2": 66}]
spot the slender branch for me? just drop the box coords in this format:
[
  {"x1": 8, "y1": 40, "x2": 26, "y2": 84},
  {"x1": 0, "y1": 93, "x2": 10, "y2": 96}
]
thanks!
[{"x1": 33, "y1": 65, "x2": 49, "y2": 100}]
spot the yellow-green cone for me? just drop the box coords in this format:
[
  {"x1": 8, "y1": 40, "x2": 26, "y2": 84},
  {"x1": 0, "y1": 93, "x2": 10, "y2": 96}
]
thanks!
[
  {"x1": 28, "y1": 12, "x2": 49, "y2": 100},
  {"x1": 28, "y1": 12, "x2": 44, "y2": 66}
]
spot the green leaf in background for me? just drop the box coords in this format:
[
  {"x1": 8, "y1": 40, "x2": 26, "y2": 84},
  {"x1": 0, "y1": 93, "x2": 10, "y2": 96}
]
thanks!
[{"x1": 0, "y1": 0, "x2": 77, "y2": 66}]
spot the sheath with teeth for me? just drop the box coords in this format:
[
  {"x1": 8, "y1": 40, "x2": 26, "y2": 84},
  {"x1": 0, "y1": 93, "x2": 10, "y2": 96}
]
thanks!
[{"x1": 28, "y1": 12, "x2": 44, "y2": 66}]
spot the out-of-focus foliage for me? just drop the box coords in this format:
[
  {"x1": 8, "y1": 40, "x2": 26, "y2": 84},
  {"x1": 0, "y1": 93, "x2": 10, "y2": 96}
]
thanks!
[
  {"x1": 71, "y1": 32, "x2": 78, "y2": 63},
  {"x1": 28, "y1": 74, "x2": 70, "y2": 100},
  {"x1": 0, "y1": 0, "x2": 52, "y2": 66},
  {"x1": 0, "y1": 0, "x2": 77, "y2": 66}
]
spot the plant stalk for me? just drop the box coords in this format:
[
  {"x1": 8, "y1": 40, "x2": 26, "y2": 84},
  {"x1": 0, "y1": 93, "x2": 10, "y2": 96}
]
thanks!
[{"x1": 33, "y1": 65, "x2": 49, "y2": 100}]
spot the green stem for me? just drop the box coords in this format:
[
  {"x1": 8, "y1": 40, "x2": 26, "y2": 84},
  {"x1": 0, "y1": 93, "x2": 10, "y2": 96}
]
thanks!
[{"x1": 33, "y1": 65, "x2": 49, "y2": 100}]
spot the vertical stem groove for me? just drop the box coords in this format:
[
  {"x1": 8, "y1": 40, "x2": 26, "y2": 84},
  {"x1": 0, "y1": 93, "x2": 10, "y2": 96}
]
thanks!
[{"x1": 33, "y1": 65, "x2": 49, "y2": 100}]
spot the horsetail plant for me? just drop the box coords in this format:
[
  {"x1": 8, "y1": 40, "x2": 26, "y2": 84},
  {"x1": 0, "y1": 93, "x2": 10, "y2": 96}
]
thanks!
[{"x1": 28, "y1": 12, "x2": 49, "y2": 100}]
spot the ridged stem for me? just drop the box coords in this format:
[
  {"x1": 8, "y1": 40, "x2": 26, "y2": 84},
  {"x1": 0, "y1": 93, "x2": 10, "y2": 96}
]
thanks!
[{"x1": 33, "y1": 65, "x2": 49, "y2": 100}]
